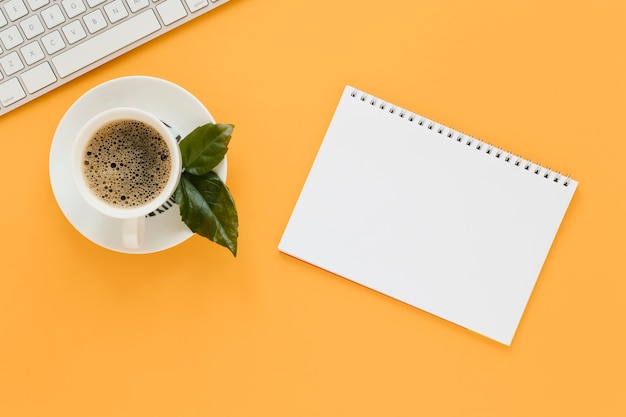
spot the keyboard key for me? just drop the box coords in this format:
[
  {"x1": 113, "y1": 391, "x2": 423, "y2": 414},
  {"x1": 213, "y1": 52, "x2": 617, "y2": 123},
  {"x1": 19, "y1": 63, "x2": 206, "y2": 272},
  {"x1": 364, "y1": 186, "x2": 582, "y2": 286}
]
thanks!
[
  {"x1": 4, "y1": 0, "x2": 29, "y2": 21},
  {"x1": 42, "y1": 4, "x2": 66, "y2": 29},
  {"x1": 0, "y1": 25, "x2": 24, "y2": 49},
  {"x1": 25, "y1": 0, "x2": 50, "y2": 11},
  {"x1": 83, "y1": 9, "x2": 106, "y2": 33},
  {"x1": 20, "y1": 15, "x2": 45, "y2": 39},
  {"x1": 184, "y1": 0, "x2": 208, "y2": 13},
  {"x1": 52, "y1": 10, "x2": 161, "y2": 78},
  {"x1": 0, "y1": 10, "x2": 7, "y2": 28},
  {"x1": 21, "y1": 62, "x2": 57, "y2": 93},
  {"x1": 0, "y1": 51, "x2": 24, "y2": 75},
  {"x1": 0, "y1": 77, "x2": 26, "y2": 107},
  {"x1": 20, "y1": 40, "x2": 45, "y2": 65},
  {"x1": 156, "y1": 0, "x2": 187, "y2": 25},
  {"x1": 61, "y1": 0, "x2": 87, "y2": 19},
  {"x1": 125, "y1": 0, "x2": 149, "y2": 13},
  {"x1": 104, "y1": 0, "x2": 129, "y2": 24},
  {"x1": 62, "y1": 20, "x2": 86, "y2": 44},
  {"x1": 86, "y1": 0, "x2": 107, "y2": 7},
  {"x1": 41, "y1": 30, "x2": 66, "y2": 54}
]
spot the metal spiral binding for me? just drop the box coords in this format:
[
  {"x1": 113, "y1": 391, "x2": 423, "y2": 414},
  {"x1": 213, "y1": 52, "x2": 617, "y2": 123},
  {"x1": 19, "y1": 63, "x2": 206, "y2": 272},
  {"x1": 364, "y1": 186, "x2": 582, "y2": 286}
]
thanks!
[{"x1": 350, "y1": 88, "x2": 571, "y2": 187}]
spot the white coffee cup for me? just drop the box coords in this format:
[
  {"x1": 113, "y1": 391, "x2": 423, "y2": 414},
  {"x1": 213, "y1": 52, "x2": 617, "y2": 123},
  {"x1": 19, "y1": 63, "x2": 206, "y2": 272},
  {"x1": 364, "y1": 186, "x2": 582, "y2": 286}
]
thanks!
[{"x1": 71, "y1": 107, "x2": 182, "y2": 249}]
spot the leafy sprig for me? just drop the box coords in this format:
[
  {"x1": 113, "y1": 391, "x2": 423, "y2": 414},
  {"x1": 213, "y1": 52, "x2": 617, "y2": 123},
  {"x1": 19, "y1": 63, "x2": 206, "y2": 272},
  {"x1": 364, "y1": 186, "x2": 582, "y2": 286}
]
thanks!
[{"x1": 174, "y1": 123, "x2": 238, "y2": 256}]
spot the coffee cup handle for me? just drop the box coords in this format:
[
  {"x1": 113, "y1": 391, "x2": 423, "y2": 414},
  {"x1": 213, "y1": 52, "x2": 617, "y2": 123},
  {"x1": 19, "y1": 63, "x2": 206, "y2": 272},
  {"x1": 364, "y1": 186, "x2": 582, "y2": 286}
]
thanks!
[{"x1": 122, "y1": 217, "x2": 145, "y2": 249}]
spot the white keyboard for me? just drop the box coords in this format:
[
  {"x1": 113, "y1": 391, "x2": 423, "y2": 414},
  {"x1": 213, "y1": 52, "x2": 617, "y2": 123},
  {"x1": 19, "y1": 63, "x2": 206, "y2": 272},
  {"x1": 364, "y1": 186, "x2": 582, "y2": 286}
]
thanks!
[{"x1": 0, "y1": 0, "x2": 229, "y2": 116}]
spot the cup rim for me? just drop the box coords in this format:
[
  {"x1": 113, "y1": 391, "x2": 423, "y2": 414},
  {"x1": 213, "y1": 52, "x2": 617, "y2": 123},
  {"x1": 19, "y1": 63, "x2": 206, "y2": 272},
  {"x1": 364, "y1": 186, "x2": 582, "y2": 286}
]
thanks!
[{"x1": 71, "y1": 107, "x2": 182, "y2": 219}]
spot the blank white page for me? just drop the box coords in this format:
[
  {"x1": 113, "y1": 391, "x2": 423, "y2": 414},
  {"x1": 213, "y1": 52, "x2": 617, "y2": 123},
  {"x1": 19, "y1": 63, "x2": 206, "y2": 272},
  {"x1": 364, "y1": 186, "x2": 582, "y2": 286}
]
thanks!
[{"x1": 279, "y1": 86, "x2": 577, "y2": 345}]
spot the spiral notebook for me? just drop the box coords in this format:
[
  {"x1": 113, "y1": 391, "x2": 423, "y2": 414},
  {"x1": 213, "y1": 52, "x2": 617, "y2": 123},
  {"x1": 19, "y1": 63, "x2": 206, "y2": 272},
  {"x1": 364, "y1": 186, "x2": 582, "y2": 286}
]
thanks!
[{"x1": 279, "y1": 86, "x2": 577, "y2": 345}]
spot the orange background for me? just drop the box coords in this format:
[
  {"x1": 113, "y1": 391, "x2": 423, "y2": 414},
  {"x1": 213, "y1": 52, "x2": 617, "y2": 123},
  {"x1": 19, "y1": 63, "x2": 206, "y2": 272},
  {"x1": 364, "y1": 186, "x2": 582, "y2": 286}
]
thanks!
[{"x1": 1, "y1": 0, "x2": 625, "y2": 415}]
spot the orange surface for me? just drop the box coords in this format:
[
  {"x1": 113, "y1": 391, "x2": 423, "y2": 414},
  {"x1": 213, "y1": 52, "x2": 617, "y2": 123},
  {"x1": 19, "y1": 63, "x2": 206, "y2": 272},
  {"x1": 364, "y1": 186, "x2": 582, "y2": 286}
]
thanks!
[{"x1": 1, "y1": 1, "x2": 625, "y2": 415}]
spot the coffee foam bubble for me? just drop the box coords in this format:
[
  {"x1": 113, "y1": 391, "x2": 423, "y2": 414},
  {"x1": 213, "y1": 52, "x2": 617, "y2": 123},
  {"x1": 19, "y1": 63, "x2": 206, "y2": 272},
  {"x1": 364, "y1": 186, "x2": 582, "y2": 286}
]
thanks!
[{"x1": 82, "y1": 119, "x2": 172, "y2": 208}]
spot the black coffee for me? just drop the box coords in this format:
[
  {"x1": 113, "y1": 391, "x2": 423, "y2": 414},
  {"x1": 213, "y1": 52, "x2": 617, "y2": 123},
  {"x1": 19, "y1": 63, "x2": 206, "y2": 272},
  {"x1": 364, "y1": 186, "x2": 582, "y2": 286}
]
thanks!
[{"x1": 81, "y1": 119, "x2": 172, "y2": 208}]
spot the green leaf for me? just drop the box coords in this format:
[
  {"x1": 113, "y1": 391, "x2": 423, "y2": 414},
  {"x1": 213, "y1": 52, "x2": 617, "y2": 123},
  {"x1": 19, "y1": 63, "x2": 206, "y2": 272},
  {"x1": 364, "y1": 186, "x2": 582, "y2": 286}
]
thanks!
[
  {"x1": 174, "y1": 171, "x2": 238, "y2": 256},
  {"x1": 179, "y1": 123, "x2": 233, "y2": 176}
]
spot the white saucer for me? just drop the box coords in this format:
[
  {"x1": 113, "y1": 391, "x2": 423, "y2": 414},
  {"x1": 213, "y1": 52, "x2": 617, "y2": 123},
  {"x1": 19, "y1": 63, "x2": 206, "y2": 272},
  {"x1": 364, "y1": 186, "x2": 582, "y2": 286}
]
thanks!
[{"x1": 49, "y1": 76, "x2": 227, "y2": 254}]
